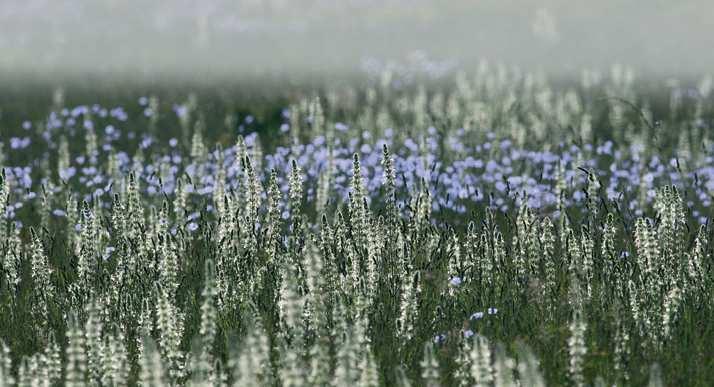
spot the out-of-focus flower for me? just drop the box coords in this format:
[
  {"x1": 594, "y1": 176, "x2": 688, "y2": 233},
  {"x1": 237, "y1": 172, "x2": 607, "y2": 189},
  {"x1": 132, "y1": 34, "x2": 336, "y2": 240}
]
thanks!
[{"x1": 470, "y1": 312, "x2": 484, "y2": 320}]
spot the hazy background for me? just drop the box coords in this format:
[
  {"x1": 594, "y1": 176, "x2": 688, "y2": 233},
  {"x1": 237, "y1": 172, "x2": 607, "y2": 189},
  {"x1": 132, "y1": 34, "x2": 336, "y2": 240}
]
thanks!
[{"x1": 0, "y1": 0, "x2": 712, "y2": 84}]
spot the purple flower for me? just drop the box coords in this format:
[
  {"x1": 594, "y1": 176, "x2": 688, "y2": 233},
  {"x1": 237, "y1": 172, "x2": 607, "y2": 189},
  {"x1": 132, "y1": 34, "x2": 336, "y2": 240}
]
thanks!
[
  {"x1": 404, "y1": 138, "x2": 418, "y2": 152},
  {"x1": 60, "y1": 167, "x2": 77, "y2": 180},
  {"x1": 470, "y1": 312, "x2": 484, "y2": 320},
  {"x1": 244, "y1": 132, "x2": 258, "y2": 147},
  {"x1": 173, "y1": 104, "x2": 188, "y2": 118},
  {"x1": 10, "y1": 137, "x2": 31, "y2": 149},
  {"x1": 140, "y1": 137, "x2": 153, "y2": 149}
]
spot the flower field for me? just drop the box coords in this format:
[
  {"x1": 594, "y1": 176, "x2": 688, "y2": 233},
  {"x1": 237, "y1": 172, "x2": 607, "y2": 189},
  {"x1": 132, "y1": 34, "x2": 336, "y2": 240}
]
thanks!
[{"x1": 1, "y1": 64, "x2": 714, "y2": 386}]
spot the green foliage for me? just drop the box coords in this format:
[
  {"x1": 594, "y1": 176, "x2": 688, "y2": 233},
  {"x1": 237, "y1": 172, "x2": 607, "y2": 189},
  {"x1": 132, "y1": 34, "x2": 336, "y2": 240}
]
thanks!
[{"x1": 2, "y1": 67, "x2": 714, "y2": 386}]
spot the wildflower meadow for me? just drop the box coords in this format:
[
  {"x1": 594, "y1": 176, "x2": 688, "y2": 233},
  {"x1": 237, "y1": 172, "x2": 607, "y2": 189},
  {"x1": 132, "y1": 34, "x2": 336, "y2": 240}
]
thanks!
[{"x1": 2, "y1": 63, "x2": 714, "y2": 386}]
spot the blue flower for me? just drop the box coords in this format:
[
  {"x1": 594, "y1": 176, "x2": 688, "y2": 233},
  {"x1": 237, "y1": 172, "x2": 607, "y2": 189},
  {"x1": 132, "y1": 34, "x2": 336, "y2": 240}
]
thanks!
[
  {"x1": 10, "y1": 137, "x2": 30, "y2": 150},
  {"x1": 173, "y1": 104, "x2": 188, "y2": 118}
]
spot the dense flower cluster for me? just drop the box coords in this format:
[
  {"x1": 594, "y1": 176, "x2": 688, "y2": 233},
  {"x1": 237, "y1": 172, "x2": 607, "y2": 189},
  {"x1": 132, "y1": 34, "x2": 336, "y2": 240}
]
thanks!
[{"x1": 1, "y1": 64, "x2": 713, "y2": 385}]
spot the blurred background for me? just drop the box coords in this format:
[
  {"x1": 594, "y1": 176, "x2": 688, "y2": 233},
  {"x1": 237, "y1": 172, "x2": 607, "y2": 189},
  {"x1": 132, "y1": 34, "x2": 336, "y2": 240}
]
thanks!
[
  {"x1": 0, "y1": 0, "x2": 712, "y2": 139},
  {"x1": 0, "y1": 0, "x2": 712, "y2": 84}
]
